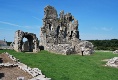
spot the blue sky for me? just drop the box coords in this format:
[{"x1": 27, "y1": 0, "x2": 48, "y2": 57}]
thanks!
[{"x1": 0, "y1": 0, "x2": 118, "y2": 42}]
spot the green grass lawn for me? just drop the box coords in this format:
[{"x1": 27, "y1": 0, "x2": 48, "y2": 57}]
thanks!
[{"x1": 0, "y1": 50, "x2": 118, "y2": 80}]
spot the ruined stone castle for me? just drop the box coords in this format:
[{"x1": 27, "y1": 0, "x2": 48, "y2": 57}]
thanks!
[
  {"x1": 13, "y1": 5, "x2": 94, "y2": 55},
  {"x1": 39, "y1": 5, "x2": 94, "y2": 55}
]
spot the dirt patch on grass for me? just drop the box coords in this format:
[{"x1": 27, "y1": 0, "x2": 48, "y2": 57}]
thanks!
[
  {"x1": 0, "y1": 53, "x2": 33, "y2": 80},
  {"x1": 0, "y1": 53, "x2": 15, "y2": 63},
  {"x1": 0, "y1": 67, "x2": 32, "y2": 80}
]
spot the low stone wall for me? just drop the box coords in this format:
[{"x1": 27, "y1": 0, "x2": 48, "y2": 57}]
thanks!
[
  {"x1": 74, "y1": 41, "x2": 94, "y2": 55},
  {"x1": 0, "y1": 46, "x2": 12, "y2": 50},
  {"x1": 44, "y1": 41, "x2": 94, "y2": 55},
  {"x1": 1, "y1": 52, "x2": 51, "y2": 80},
  {"x1": 45, "y1": 44, "x2": 75, "y2": 55},
  {"x1": 0, "y1": 63, "x2": 18, "y2": 67}
]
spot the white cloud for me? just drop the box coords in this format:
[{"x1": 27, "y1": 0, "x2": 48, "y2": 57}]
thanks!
[
  {"x1": 0, "y1": 21, "x2": 40, "y2": 29},
  {"x1": 92, "y1": 26, "x2": 112, "y2": 31},
  {"x1": 0, "y1": 21, "x2": 22, "y2": 27},
  {"x1": 80, "y1": 33, "x2": 116, "y2": 40},
  {"x1": 0, "y1": 28, "x2": 12, "y2": 31},
  {"x1": 24, "y1": 26, "x2": 40, "y2": 29},
  {"x1": 93, "y1": 27, "x2": 98, "y2": 30},
  {"x1": 101, "y1": 27, "x2": 112, "y2": 31},
  {"x1": 32, "y1": 16, "x2": 42, "y2": 21}
]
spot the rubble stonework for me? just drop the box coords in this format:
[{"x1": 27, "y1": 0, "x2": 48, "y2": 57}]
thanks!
[
  {"x1": 39, "y1": 5, "x2": 94, "y2": 55},
  {"x1": 13, "y1": 30, "x2": 39, "y2": 52},
  {"x1": 106, "y1": 57, "x2": 118, "y2": 68},
  {"x1": 113, "y1": 50, "x2": 118, "y2": 54},
  {"x1": 74, "y1": 41, "x2": 94, "y2": 55}
]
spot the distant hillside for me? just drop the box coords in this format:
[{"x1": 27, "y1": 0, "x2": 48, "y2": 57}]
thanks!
[{"x1": 88, "y1": 39, "x2": 118, "y2": 51}]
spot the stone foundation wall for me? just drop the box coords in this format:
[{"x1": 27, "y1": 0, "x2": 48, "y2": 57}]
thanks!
[
  {"x1": 43, "y1": 41, "x2": 94, "y2": 55},
  {"x1": 45, "y1": 44, "x2": 75, "y2": 55},
  {"x1": 1, "y1": 52, "x2": 51, "y2": 80}
]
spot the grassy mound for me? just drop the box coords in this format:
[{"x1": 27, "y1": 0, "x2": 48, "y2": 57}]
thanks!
[{"x1": 0, "y1": 50, "x2": 118, "y2": 80}]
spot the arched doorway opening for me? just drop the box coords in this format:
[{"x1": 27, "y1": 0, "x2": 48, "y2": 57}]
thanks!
[
  {"x1": 14, "y1": 30, "x2": 39, "y2": 52},
  {"x1": 21, "y1": 35, "x2": 34, "y2": 52}
]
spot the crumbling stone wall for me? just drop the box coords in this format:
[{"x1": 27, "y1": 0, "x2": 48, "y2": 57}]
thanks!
[
  {"x1": 40, "y1": 5, "x2": 94, "y2": 55},
  {"x1": 75, "y1": 41, "x2": 94, "y2": 55},
  {"x1": 13, "y1": 30, "x2": 39, "y2": 52},
  {"x1": 40, "y1": 6, "x2": 79, "y2": 46}
]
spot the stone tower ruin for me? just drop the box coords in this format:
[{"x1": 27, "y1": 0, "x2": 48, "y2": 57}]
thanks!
[
  {"x1": 40, "y1": 5, "x2": 94, "y2": 55},
  {"x1": 40, "y1": 6, "x2": 79, "y2": 45}
]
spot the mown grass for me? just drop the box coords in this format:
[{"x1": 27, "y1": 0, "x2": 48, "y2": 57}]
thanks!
[{"x1": 0, "y1": 50, "x2": 118, "y2": 80}]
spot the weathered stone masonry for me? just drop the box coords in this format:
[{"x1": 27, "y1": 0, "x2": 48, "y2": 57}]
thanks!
[
  {"x1": 12, "y1": 5, "x2": 94, "y2": 55},
  {"x1": 39, "y1": 5, "x2": 94, "y2": 55},
  {"x1": 13, "y1": 30, "x2": 39, "y2": 52}
]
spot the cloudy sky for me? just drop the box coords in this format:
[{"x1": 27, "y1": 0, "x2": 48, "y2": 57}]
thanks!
[{"x1": 0, "y1": 0, "x2": 118, "y2": 41}]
